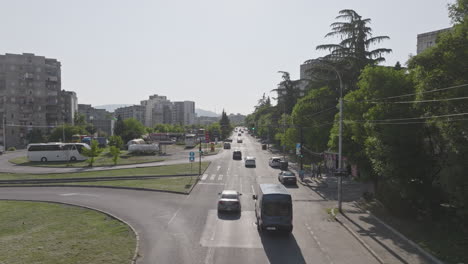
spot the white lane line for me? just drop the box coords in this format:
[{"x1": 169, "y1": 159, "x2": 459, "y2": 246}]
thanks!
[
  {"x1": 251, "y1": 185, "x2": 255, "y2": 194},
  {"x1": 216, "y1": 165, "x2": 221, "y2": 171},
  {"x1": 168, "y1": 208, "x2": 181, "y2": 225},
  {"x1": 218, "y1": 174, "x2": 223, "y2": 181},
  {"x1": 59, "y1": 193, "x2": 98, "y2": 197},
  {"x1": 210, "y1": 174, "x2": 216, "y2": 180},
  {"x1": 305, "y1": 223, "x2": 334, "y2": 264},
  {"x1": 201, "y1": 174, "x2": 208, "y2": 180},
  {"x1": 198, "y1": 183, "x2": 224, "y2": 185}
]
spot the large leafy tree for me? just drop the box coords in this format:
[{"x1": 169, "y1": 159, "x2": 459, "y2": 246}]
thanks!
[
  {"x1": 113, "y1": 115, "x2": 125, "y2": 137},
  {"x1": 316, "y1": 9, "x2": 392, "y2": 92},
  {"x1": 121, "y1": 118, "x2": 146, "y2": 143}
]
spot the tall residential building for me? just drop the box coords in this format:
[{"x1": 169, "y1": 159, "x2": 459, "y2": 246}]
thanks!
[
  {"x1": 78, "y1": 104, "x2": 114, "y2": 136},
  {"x1": 140, "y1": 94, "x2": 172, "y2": 127},
  {"x1": 174, "y1": 101, "x2": 196, "y2": 125},
  {"x1": 417, "y1": 27, "x2": 452, "y2": 54},
  {"x1": 114, "y1": 105, "x2": 145, "y2": 124},
  {"x1": 59, "y1": 90, "x2": 78, "y2": 125},
  {"x1": 0, "y1": 53, "x2": 69, "y2": 148}
]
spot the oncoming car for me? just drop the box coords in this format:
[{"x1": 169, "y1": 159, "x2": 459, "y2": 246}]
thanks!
[
  {"x1": 218, "y1": 190, "x2": 242, "y2": 213},
  {"x1": 269, "y1": 157, "x2": 282, "y2": 168},
  {"x1": 244, "y1": 156, "x2": 256, "y2": 167}
]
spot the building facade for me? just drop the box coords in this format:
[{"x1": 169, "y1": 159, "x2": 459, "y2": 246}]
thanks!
[
  {"x1": 174, "y1": 101, "x2": 196, "y2": 126},
  {"x1": 0, "y1": 53, "x2": 71, "y2": 148},
  {"x1": 77, "y1": 104, "x2": 114, "y2": 136},
  {"x1": 114, "y1": 105, "x2": 145, "y2": 124},
  {"x1": 417, "y1": 27, "x2": 452, "y2": 54}
]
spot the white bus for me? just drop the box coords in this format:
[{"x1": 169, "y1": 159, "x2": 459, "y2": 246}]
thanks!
[
  {"x1": 184, "y1": 134, "x2": 197, "y2": 148},
  {"x1": 27, "y1": 143, "x2": 90, "y2": 162}
]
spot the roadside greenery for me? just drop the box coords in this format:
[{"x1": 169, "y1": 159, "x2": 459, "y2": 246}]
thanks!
[
  {"x1": 0, "y1": 201, "x2": 135, "y2": 264},
  {"x1": 82, "y1": 140, "x2": 104, "y2": 166},
  {"x1": 246, "y1": 2, "x2": 468, "y2": 248}
]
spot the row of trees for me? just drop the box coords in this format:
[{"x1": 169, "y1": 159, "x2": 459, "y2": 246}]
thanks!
[{"x1": 246, "y1": 2, "x2": 468, "y2": 220}]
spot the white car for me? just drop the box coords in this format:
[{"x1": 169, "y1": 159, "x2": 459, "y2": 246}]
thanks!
[
  {"x1": 218, "y1": 190, "x2": 242, "y2": 213},
  {"x1": 269, "y1": 157, "x2": 282, "y2": 168},
  {"x1": 244, "y1": 156, "x2": 256, "y2": 167}
]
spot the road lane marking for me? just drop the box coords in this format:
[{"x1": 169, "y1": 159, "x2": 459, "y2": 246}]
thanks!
[
  {"x1": 305, "y1": 223, "x2": 334, "y2": 264},
  {"x1": 251, "y1": 185, "x2": 255, "y2": 194},
  {"x1": 210, "y1": 174, "x2": 216, "y2": 180},
  {"x1": 217, "y1": 165, "x2": 221, "y2": 171},
  {"x1": 198, "y1": 183, "x2": 224, "y2": 185},
  {"x1": 218, "y1": 174, "x2": 223, "y2": 181},
  {"x1": 59, "y1": 193, "x2": 98, "y2": 197},
  {"x1": 201, "y1": 174, "x2": 208, "y2": 180},
  {"x1": 168, "y1": 208, "x2": 181, "y2": 225}
]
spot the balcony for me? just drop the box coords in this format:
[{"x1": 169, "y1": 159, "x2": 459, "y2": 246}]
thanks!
[{"x1": 47, "y1": 76, "x2": 58, "y2": 82}]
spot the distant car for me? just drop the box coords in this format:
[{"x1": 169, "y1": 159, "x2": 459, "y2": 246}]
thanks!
[
  {"x1": 278, "y1": 171, "x2": 297, "y2": 185},
  {"x1": 238, "y1": 133, "x2": 242, "y2": 136},
  {"x1": 225, "y1": 138, "x2": 233, "y2": 142},
  {"x1": 244, "y1": 156, "x2": 256, "y2": 167},
  {"x1": 218, "y1": 190, "x2": 242, "y2": 213},
  {"x1": 269, "y1": 157, "x2": 282, "y2": 168},
  {"x1": 233, "y1": 150, "x2": 242, "y2": 160},
  {"x1": 223, "y1": 142, "x2": 231, "y2": 149},
  {"x1": 237, "y1": 138, "x2": 243, "y2": 143}
]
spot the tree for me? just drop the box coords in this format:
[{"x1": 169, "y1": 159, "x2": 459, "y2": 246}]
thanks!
[
  {"x1": 108, "y1": 135, "x2": 124, "y2": 149},
  {"x1": 48, "y1": 125, "x2": 87, "y2": 142},
  {"x1": 316, "y1": 9, "x2": 392, "y2": 92},
  {"x1": 85, "y1": 124, "x2": 97, "y2": 135},
  {"x1": 219, "y1": 110, "x2": 232, "y2": 140},
  {"x1": 109, "y1": 146, "x2": 121, "y2": 165},
  {"x1": 82, "y1": 140, "x2": 104, "y2": 167},
  {"x1": 114, "y1": 115, "x2": 125, "y2": 137},
  {"x1": 27, "y1": 129, "x2": 47, "y2": 143},
  {"x1": 121, "y1": 118, "x2": 146, "y2": 143},
  {"x1": 74, "y1": 113, "x2": 86, "y2": 126},
  {"x1": 448, "y1": 0, "x2": 468, "y2": 24}
]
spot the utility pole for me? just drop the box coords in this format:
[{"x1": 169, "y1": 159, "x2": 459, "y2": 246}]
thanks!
[
  {"x1": 300, "y1": 126, "x2": 303, "y2": 171},
  {"x1": 2, "y1": 115, "x2": 6, "y2": 150},
  {"x1": 198, "y1": 137, "x2": 202, "y2": 176}
]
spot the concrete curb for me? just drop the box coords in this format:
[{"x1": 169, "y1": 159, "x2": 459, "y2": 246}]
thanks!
[
  {"x1": 0, "y1": 199, "x2": 140, "y2": 264},
  {"x1": 0, "y1": 184, "x2": 189, "y2": 195},
  {"x1": 363, "y1": 209, "x2": 444, "y2": 264},
  {"x1": 331, "y1": 208, "x2": 385, "y2": 264}
]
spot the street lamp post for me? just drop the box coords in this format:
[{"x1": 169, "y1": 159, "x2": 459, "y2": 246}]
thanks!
[{"x1": 314, "y1": 59, "x2": 344, "y2": 213}]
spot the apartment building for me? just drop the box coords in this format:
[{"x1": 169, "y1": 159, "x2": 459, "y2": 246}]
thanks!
[
  {"x1": 140, "y1": 94, "x2": 173, "y2": 127},
  {"x1": 77, "y1": 104, "x2": 114, "y2": 136},
  {"x1": 174, "y1": 101, "x2": 196, "y2": 126},
  {"x1": 114, "y1": 105, "x2": 145, "y2": 124},
  {"x1": 0, "y1": 53, "x2": 74, "y2": 148},
  {"x1": 417, "y1": 27, "x2": 452, "y2": 54}
]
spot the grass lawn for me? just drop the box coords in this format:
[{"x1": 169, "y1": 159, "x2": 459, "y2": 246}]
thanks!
[
  {"x1": 361, "y1": 200, "x2": 468, "y2": 264},
  {"x1": 14, "y1": 176, "x2": 199, "y2": 193},
  {"x1": 0, "y1": 162, "x2": 210, "y2": 181},
  {"x1": 0, "y1": 201, "x2": 135, "y2": 264},
  {"x1": 9, "y1": 149, "x2": 165, "y2": 168}
]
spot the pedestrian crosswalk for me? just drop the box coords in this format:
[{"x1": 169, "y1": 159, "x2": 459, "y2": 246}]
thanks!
[{"x1": 200, "y1": 173, "x2": 233, "y2": 182}]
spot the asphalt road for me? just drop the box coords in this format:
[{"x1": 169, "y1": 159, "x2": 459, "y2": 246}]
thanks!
[{"x1": 0, "y1": 132, "x2": 378, "y2": 264}]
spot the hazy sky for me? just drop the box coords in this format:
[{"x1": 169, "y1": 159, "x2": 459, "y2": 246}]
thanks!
[{"x1": 0, "y1": 0, "x2": 454, "y2": 115}]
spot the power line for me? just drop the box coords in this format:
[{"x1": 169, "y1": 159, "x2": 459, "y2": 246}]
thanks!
[
  {"x1": 347, "y1": 96, "x2": 468, "y2": 104},
  {"x1": 345, "y1": 83, "x2": 468, "y2": 103},
  {"x1": 345, "y1": 112, "x2": 468, "y2": 123},
  {"x1": 345, "y1": 118, "x2": 468, "y2": 125}
]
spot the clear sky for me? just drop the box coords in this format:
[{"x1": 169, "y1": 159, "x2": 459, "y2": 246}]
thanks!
[{"x1": 0, "y1": 0, "x2": 454, "y2": 115}]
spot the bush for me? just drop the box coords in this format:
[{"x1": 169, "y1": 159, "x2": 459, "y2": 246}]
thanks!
[{"x1": 7, "y1": 147, "x2": 16, "y2": 151}]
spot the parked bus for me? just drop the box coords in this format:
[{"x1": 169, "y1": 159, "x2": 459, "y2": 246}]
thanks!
[
  {"x1": 253, "y1": 183, "x2": 293, "y2": 233},
  {"x1": 27, "y1": 143, "x2": 90, "y2": 162},
  {"x1": 184, "y1": 134, "x2": 197, "y2": 148}
]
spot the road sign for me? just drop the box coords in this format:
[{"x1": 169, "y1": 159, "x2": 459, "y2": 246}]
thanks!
[
  {"x1": 296, "y1": 143, "x2": 301, "y2": 155},
  {"x1": 189, "y1": 151, "x2": 195, "y2": 157},
  {"x1": 189, "y1": 156, "x2": 195, "y2": 162}
]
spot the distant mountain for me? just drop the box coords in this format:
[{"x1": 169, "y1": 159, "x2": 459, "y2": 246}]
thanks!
[
  {"x1": 94, "y1": 104, "x2": 132, "y2": 112},
  {"x1": 196, "y1": 108, "x2": 219, "y2": 117}
]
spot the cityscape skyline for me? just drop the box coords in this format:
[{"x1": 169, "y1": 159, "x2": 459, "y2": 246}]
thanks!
[{"x1": 0, "y1": 0, "x2": 455, "y2": 115}]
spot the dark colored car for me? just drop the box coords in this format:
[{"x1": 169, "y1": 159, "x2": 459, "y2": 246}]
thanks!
[
  {"x1": 225, "y1": 138, "x2": 233, "y2": 142},
  {"x1": 278, "y1": 171, "x2": 297, "y2": 185},
  {"x1": 233, "y1": 150, "x2": 242, "y2": 160},
  {"x1": 224, "y1": 142, "x2": 231, "y2": 149}
]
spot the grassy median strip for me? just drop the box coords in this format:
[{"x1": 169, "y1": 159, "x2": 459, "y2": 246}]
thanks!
[
  {"x1": 0, "y1": 162, "x2": 210, "y2": 192},
  {"x1": 9, "y1": 152, "x2": 165, "y2": 168},
  {"x1": 0, "y1": 162, "x2": 210, "y2": 181},
  {"x1": 0, "y1": 200, "x2": 135, "y2": 264},
  {"x1": 14, "y1": 177, "x2": 199, "y2": 193}
]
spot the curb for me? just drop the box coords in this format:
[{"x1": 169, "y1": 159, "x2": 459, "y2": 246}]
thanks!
[
  {"x1": 0, "y1": 199, "x2": 140, "y2": 264},
  {"x1": 0, "y1": 184, "x2": 189, "y2": 195},
  {"x1": 331, "y1": 208, "x2": 385, "y2": 264},
  {"x1": 363, "y1": 209, "x2": 444, "y2": 264}
]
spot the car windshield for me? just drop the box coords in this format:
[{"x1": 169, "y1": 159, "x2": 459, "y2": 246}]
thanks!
[
  {"x1": 283, "y1": 172, "x2": 294, "y2": 176},
  {"x1": 221, "y1": 193, "x2": 238, "y2": 199}
]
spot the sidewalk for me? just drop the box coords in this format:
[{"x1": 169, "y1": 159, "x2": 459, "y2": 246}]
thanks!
[{"x1": 288, "y1": 164, "x2": 442, "y2": 264}]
